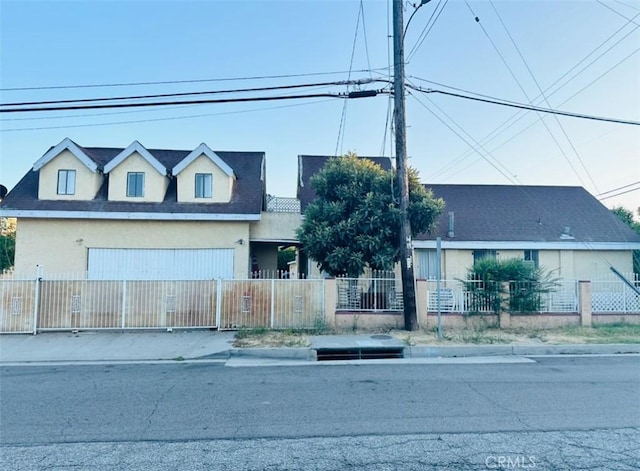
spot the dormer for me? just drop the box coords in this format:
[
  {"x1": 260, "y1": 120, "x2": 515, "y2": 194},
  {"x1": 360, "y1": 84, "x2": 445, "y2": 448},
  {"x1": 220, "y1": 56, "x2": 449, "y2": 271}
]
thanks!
[
  {"x1": 172, "y1": 143, "x2": 235, "y2": 203},
  {"x1": 103, "y1": 141, "x2": 168, "y2": 202},
  {"x1": 33, "y1": 138, "x2": 102, "y2": 201}
]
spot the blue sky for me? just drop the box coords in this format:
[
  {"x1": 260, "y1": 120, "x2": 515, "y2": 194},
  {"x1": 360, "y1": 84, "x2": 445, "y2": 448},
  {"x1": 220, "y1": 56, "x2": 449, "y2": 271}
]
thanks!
[{"x1": 1, "y1": 0, "x2": 639, "y2": 212}]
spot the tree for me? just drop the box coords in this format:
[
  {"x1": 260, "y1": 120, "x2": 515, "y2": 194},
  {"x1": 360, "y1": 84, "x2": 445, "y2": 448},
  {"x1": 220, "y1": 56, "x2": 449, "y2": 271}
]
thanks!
[
  {"x1": 0, "y1": 231, "x2": 15, "y2": 273},
  {"x1": 611, "y1": 206, "x2": 640, "y2": 275},
  {"x1": 296, "y1": 153, "x2": 443, "y2": 277}
]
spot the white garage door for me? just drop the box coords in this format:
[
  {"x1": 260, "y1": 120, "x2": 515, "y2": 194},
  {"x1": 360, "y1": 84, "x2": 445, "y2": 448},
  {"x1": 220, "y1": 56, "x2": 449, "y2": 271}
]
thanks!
[{"x1": 88, "y1": 248, "x2": 234, "y2": 280}]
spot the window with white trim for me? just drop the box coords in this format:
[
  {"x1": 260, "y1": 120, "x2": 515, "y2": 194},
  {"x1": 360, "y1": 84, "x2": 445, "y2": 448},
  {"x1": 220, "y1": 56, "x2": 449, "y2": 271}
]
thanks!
[
  {"x1": 127, "y1": 172, "x2": 145, "y2": 197},
  {"x1": 524, "y1": 249, "x2": 539, "y2": 268},
  {"x1": 57, "y1": 169, "x2": 76, "y2": 195},
  {"x1": 195, "y1": 173, "x2": 212, "y2": 198},
  {"x1": 417, "y1": 250, "x2": 438, "y2": 279},
  {"x1": 473, "y1": 250, "x2": 497, "y2": 265}
]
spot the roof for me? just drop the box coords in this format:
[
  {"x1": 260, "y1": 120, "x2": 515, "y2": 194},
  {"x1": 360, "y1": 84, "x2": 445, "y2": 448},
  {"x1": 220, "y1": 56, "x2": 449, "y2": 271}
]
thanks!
[
  {"x1": 297, "y1": 155, "x2": 393, "y2": 211},
  {"x1": 0, "y1": 142, "x2": 266, "y2": 219},
  {"x1": 417, "y1": 184, "x2": 640, "y2": 244}
]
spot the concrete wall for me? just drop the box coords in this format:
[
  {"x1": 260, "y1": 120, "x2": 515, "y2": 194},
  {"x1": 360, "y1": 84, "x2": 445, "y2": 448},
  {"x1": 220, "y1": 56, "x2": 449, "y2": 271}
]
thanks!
[
  {"x1": 107, "y1": 152, "x2": 168, "y2": 202},
  {"x1": 14, "y1": 219, "x2": 250, "y2": 278},
  {"x1": 250, "y1": 212, "x2": 301, "y2": 242},
  {"x1": 175, "y1": 154, "x2": 233, "y2": 203},
  {"x1": 38, "y1": 150, "x2": 103, "y2": 201}
]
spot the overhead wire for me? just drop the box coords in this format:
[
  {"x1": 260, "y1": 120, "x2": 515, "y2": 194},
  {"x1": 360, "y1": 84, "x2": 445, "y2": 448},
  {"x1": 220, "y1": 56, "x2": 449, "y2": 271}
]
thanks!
[
  {"x1": 335, "y1": 1, "x2": 365, "y2": 157},
  {"x1": 597, "y1": 181, "x2": 640, "y2": 197},
  {"x1": 406, "y1": 0, "x2": 449, "y2": 63},
  {"x1": 488, "y1": 0, "x2": 601, "y2": 194},
  {"x1": 0, "y1": 68, "x2": 390, "y2": 92}
]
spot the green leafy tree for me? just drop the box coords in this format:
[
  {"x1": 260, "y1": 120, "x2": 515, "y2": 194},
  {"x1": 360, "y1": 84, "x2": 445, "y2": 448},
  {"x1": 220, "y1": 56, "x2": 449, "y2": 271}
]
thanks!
[
  {"x1": 297, "y1": 153, "x2": 444, "y2": 277},
  {"x1": 611, "y1": 206, "x2": 640, "y2": 275},
  {"x1": 0, "y1": 232, "x2": 15, "y2": 272}
]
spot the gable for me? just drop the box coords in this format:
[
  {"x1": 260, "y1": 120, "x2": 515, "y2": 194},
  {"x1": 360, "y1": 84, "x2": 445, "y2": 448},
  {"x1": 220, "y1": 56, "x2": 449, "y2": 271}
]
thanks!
[
  {"x1": 173, "y1": 153, "x2": 234, "y2": 203},
  {"x1": 172, "y1": 143, "x2": 234, "y2": 177},
  {"x1": 103, "y1": 141, "x2": 166, "y2": 175},
  {"x1": 33, "y1": 138, "x2": 98, "y2": 173}
]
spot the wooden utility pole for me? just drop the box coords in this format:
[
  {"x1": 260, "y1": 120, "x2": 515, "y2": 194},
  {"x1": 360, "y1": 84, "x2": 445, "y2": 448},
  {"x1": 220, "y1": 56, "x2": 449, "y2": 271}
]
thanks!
[{"x1": 393, "y1": 0, "x2": 418, "y2": 331}]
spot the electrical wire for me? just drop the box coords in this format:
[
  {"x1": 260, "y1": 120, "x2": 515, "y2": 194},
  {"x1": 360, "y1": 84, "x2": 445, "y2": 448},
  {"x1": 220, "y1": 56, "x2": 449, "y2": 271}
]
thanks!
[
  {"x1": 597, "y1": 181, "x2": 640, "y2": 196},
  {"x1": 0, "y1": 90, "x2": 386, "y2": 114},
  {"x1": 1, "y1": 80, "x2": 381, "y2": 108},
  {"x1": 598, "y1": 186, "x2": 640, "y2": 200},
  {"x1": 0, "y1": 68, "x2": 390, "y2": 92},
  {"x1": 407, "y1": 86, "x2": 640, "y2": 125},
  {"x1": 488, "y1": 0, "x2": 600, "y2": 193},
  {"x1": 406, "y1": 0, "x2": 448, "y2": 63}
]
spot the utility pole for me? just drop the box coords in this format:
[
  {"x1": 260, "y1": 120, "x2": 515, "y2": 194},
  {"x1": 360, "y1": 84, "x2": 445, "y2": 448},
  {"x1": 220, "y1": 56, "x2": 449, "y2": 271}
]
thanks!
[{"x1": 393, "y1": 0, "x2": 418, "y2": 331}]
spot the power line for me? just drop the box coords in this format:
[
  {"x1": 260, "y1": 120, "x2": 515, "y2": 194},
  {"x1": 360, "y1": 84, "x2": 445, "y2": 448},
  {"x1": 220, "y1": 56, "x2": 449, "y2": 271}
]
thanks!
[
  {"x1": 1, "y1": 80, "x2": 379, "y2": 107},
  {"x1": 597, "y1": 181, "x2": 640, "y2": 196},
  {"x1": 406, "y1": 0, "x2": 449, "y2": 63},
  {"x1": 598, "y1": 186, "x2": 640, "y2": 200},
  {"x1": 0, "y1": 99, "x2": 337, "y2": 133},
  {"x1": 408, "y1": 85, "x2": 640, "y2": 125},
  {"x1": 0, "y1": 68, "x2": 390, "y2": 92},
  {"x1": 0, "y1": 90, "x2": 385, "y2": 114}
]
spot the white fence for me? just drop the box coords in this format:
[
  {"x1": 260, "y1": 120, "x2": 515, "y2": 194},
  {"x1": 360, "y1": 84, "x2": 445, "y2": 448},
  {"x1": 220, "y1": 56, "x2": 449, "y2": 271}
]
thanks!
[
  {"x1": 1, "y1": 272, "x2": 639, "y2": 333},
  {"x1": 0, "y1": 275, "x2": 324, "y2": 334}
]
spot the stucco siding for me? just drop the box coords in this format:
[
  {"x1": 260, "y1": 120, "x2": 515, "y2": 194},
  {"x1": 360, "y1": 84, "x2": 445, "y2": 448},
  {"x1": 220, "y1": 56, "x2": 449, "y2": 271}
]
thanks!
[
  {"x1": 107, "y1": 152, "x2": 168, "y2": 202},
  {"x1": 176, "y1": 154, "x2": 233, "y2": 203},
  {"x1": 250, "y1": 212, "x2": 301, "y2": 241},
  {"x1": 38, "y1": 150, "x2": 103, "y2": 200},
  {"x1": 14, "y1": 219, "x2": 250, "y2": 278}
]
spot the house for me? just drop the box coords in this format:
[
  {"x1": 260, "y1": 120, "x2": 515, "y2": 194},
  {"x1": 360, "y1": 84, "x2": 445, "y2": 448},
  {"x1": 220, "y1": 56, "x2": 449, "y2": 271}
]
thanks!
[
  {"x1": 295, "y1": 155, "x2": 640, "y2": 281},
  {"x1": 414, "y1": 184, "x2": 640, "y2": 280},
  {"x1": 0, "y1": 138, "x2": 301, "y2": 279}
]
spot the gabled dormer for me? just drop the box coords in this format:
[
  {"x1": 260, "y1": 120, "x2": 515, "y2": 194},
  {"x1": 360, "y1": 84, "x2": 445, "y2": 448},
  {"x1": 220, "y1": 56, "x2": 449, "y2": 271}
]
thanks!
[
  {"x1": 172, "y1": 143, "x2": 235, "y2": 203},
  {"x1": 103, "y1": 141, "x2": 168, "y2": 202},
  {"x1": 33, "y1": 138, "x2": 102, "y2": 201}
]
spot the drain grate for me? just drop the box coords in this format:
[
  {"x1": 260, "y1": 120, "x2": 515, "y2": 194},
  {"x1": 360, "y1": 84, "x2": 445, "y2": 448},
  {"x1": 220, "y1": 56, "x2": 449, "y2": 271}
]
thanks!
[{"x1": 316, "y1": 347, "x2": 404, "y2": 361}]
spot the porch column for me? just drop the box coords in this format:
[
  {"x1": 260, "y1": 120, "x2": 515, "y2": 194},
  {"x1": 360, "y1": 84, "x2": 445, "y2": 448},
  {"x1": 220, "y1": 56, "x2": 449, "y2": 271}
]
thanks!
[{"x1": 324, "y1": 278, "x2": 336, "y2": 328}]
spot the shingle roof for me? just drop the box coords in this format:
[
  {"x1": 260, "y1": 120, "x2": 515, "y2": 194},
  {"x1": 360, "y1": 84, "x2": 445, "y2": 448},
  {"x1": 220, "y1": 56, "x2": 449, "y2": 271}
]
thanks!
[
  {"x1": 297, "y1": 155, "x2": 393, "y2": 211},
  {"x1": 1, "y1": 144, "x2": 265, "y2": 217},
  {"x1": 418, "y1": 184, "x2": 640, "y2": 243}
]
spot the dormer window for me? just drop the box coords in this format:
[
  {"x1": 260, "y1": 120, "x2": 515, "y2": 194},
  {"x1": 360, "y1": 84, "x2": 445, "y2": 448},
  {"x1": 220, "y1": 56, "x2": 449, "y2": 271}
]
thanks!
[
  {"x1": 127, "y1": 172, "x2": 145, "y2": 197},
  {"x1": 57, "y1": 169, "x2": 76, "y2": 195},
  {"x1": 195, "y1": 173, "x2": 212, "y2": 198}
]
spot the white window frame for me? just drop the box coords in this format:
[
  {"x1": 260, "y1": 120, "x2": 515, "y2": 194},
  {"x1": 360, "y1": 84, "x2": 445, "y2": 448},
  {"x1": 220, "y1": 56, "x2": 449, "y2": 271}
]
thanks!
[
  {"x1": 57, "y1": 169, "x2": 76, "y2": 195},
  {"x1": 195, "y1": 173, "x2": 212, "y2": 199},
  {"x1": 127, "y1": 172, "x2": 145, "y2": 197}
]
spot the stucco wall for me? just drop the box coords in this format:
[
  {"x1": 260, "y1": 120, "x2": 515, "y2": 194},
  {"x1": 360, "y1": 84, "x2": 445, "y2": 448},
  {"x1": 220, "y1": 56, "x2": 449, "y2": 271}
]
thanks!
[
  {"x1": 250, "y1": 212, "x2": 301, "y2": 241},
  {"x1": 14, "y1": 219, "x2": 250, "y2": 278},
  {"x1": 38, "y1": 150, "x2": 103, "y2": 200},
  {"x1": 416, "y1": 248, "x2": 634, "y2": 280},
  {"x1": 176, "y1": 154, "x2": 233, "y2": 203},
  {"x1": 107, "y1": 152, "x2": 168, "y2": 202}
]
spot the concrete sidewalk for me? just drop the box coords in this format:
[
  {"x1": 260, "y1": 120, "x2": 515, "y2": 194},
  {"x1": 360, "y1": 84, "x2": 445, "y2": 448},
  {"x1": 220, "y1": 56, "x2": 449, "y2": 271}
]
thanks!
[{"x1": 1, "y1": 330, "x2": 639, "y2": 364}]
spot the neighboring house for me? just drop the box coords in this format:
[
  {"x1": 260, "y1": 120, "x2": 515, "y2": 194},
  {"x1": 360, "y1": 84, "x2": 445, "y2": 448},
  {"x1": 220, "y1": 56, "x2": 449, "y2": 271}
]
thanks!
[
  {"x1": 296, "y1": 155, "x2": 640, "y2": 281},
  {"x1": 0, "y1": 138, "x2": 300, "y2": 279},
  {"x1": 414, "y1": 184, "x2": 640, "y2": 280}
]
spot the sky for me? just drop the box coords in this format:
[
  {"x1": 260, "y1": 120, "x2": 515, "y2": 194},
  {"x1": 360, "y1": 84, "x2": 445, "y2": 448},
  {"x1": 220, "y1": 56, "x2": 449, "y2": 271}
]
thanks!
[{"x1": 1, "y1": 0, "x2": 639, "y2": 214}]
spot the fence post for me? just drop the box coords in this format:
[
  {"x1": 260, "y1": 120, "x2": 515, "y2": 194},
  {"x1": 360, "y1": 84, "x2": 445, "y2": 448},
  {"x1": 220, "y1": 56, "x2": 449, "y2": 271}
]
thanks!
[
  {"x1": 270, "y1": 278, "x2": 275, "y2": 328},
  {"x1": 215, "y1": 279, "x2": 222, "y2": 328},
  {"x1": 32, "y1": 265, "x2": 43, "y2": 335},
  {"x1": 416, "y1": 279, "x2": 428, "y2": 330},
  {"x1": 121, "y1": 280, "x2": 127, "y2": 329},
  {"x1": 579, "y1": 280, "x2": 592, "y2": 327},
  {"x1": 324, "y1": 278, "x2": 336, "y2": 328}
]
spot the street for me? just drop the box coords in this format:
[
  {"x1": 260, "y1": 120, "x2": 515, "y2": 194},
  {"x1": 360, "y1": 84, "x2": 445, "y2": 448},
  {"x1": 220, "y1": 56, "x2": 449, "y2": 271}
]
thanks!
[{"x1": 1, "y1": 356, "x2": 639, "y2": 470}]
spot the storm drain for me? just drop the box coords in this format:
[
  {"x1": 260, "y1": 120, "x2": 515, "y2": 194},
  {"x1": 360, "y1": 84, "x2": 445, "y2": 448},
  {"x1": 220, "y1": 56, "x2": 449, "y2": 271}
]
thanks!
[{"x1": 315, "y1": 347, "x2": 404, "y2": 361}]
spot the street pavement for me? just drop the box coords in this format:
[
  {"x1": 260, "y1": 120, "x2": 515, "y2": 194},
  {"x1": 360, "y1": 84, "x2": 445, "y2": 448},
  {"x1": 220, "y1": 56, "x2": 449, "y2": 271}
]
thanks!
[{"x1": 1, "y1": 330, "x2": 640, "y2": 365}]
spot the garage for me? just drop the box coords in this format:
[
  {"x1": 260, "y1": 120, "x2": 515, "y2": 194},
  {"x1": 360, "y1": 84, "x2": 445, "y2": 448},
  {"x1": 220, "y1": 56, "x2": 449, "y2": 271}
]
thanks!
[{"x1": 87, "y1": 248, "x2": 234, "y2": 280}]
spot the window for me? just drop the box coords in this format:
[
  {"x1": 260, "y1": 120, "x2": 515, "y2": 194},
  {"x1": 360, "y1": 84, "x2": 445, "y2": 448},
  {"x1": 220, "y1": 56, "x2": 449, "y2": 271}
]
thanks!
[
  {"x1": 127, "y1": 172, "x2": 144, "y2": 197},
  {"x1": 195, "y1": 173, "x2": 212, "y2": 198},
  {"x1": 417, "y1": 250, "x2": 438, "y2": 279},
  {"x1": 57, "y1": 169, "x2": 76, "y2": 195},
  {"x1": 524, "y1": 249, "x2": 539, "y2": 268},
  {"x1": 473, "y1": 250, "x2": 497, "y2": 265}
]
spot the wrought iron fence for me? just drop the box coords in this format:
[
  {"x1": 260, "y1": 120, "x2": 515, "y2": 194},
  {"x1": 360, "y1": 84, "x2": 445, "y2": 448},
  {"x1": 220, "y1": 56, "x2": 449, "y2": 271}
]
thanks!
[
  {"x1": 336, "y1": 275, "x2": 403, "y2": 311},
  {"x1": 591, "y1": 273, "x2": 640, "y2": 314}
]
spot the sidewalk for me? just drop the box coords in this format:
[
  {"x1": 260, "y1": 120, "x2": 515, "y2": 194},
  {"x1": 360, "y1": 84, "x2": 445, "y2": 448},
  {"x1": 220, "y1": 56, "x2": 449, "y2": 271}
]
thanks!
[{"x1": 1, "y1": 330, "x2": 639, "y2": 364}]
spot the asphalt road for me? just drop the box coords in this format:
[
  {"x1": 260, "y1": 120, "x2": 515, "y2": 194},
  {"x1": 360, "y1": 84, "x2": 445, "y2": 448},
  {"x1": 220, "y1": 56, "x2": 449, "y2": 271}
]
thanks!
[{"x1": 1, "y1": 356, "x2": 639, "y2": 470}]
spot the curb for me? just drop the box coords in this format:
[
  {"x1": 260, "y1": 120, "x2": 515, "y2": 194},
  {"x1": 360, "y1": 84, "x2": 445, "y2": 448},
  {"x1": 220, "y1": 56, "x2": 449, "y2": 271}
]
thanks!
[
  {"x1": 405, "y1": 343, "x2": 640, "y2": 358},
  {"x1": 228, "y1": 347, "x2": 317, "y2": 361}
]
